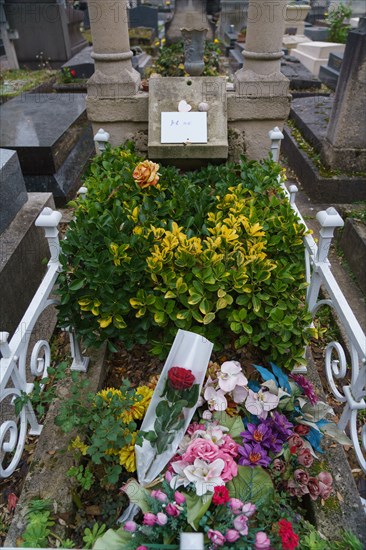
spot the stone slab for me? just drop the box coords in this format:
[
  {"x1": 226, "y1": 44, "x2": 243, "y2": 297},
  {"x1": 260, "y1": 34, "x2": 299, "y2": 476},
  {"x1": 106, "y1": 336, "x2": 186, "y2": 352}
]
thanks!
[
  {"x1": 61, "y1": 45, "x2": 94, "y2": 79},
  {"x1": 0, "y1": 148, "x2": 27, "y2": 233},
  {"x1": 304, "y1": 26, "x2": 330, "y2": 41},
  {"x1": 290, "y1": 95, "x2": 332, "y2": 150},
  {"x1": 0, "y1": 93, "x2": 95, "y2": 203},
  {"x1": 282, "y1": 125, "x2": 366, "y2": 203},
  {"x1": 0, "y1": 192, "x2": 54, "y2": 339},
  {"x1": 338, "y1": 218, "x2": 366, "y2": 295},
  {"x1": 282, "y1": 34, "x2": 311, "y2": 50},
  {"x1": 318, "y1": 65, "x2": 340, "y2": 91},
  {"x1": 296, "y1": 41, "x2": 345, "y2": 58},
  {"x1": 328, "y1": 52, "x2": 343, "y2": 72},
  {"x1": 148, "y1": 77, "x2": 228, "y2": 161},
  {"x1": 281, "y1": 56, "x2": 322, "y2": 90}
]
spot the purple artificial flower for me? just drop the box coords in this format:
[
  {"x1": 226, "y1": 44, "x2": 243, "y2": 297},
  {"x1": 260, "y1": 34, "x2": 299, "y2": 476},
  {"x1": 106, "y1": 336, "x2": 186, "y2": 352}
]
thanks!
[
  {"x1": 265, "y1": 411, "x2": 294, "y2": 441},
  {"x1": 240, "y1": 423, "x2": 273, "y2": 448},
  {"x1": 238, "y1": 443, "x2": 271, "y2": 467},
  {"x1": 290, "y1": 374, "x2": 319, "y2": 406}
]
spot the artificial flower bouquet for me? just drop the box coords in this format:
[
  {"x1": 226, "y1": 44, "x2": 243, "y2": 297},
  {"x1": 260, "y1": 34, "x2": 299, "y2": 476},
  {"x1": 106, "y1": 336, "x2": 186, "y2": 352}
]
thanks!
[{"x1": 94, "y1": 333, "x2": 352, "y2": 550}]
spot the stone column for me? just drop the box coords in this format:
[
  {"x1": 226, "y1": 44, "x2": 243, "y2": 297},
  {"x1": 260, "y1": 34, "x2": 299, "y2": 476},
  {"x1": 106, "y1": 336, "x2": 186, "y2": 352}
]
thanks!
[
  {"x1": 165, "y1": 0, "x2": 214, "y2": 43},
  {"x1": 230, "y1": 0, "x2": 290, "y2": 160},
  {"x1": 86, "y1": 0, "x2": 144, "y2": 147},
  {"x1": 322, "y1": 19, "x2": 366, "y2": 172},
  {"x1": 87, "y1": 0, "x2": 140, "y2": 99}
]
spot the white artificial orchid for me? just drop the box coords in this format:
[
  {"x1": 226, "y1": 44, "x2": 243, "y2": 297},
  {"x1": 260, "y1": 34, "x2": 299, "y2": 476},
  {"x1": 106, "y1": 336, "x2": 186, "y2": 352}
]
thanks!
[
  {"x1": 183, "y1": 458, "x2": 225, "y2": 496},
  {"x1": 169, "y1": 459, "x2": 192, "y2": 490},
  {"x1": 204, "y1": 386, "x2": 228, "y2": 411},
  {"x1": 245, "y1": 388, "x2": 279, "y2": 419},
  {"x1": 218, "y1": 361, "x2": 248, "y2": 393}
]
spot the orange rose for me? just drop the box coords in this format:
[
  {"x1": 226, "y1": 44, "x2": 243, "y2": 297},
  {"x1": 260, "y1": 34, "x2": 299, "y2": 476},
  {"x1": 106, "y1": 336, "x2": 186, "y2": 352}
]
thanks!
[{"x1": 133, "y1": 160, "x2": 160, "y2": 188}]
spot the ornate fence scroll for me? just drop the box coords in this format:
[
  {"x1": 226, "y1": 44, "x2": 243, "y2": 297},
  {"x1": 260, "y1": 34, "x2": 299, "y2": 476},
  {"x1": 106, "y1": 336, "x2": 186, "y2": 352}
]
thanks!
[{"x1": 0, "y1": 207, "x2": 88, "y2": 479}]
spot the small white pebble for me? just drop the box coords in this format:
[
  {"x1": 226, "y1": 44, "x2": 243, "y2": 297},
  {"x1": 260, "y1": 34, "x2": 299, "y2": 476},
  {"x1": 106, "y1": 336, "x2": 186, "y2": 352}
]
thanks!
[{"x1": 198, "y1": 102, "x2": 209, "y2": 112}]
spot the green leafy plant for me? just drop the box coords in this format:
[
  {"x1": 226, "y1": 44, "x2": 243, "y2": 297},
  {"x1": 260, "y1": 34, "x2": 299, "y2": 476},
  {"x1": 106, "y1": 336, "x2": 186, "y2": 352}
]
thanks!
[
  {"x1": 326, "y1": 3, "x2": 352, "y2": 43},
  {"x1": 82, "y1": 523, "x2": 107, "y2": 549},
  {"x1": 20, "y1": 499, "x2": 75, "y2": 548},
  {"x1": 55, "y1": 378, "x2": 153, "y2": 485},
  {"x1": 146, "y1": 39, "x2": 222, "y2": 77},
  {"x1": 57, "y1": 144, "x2": 313, "y2": 369},
  {"x1": 14, "y1": 361, "x2": 68, "y2": 419}
]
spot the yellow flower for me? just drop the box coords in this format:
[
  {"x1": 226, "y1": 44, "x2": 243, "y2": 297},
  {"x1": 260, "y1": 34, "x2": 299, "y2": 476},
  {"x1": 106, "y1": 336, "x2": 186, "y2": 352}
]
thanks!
[
  {"x1": 69, "y1": 436, "x2": 88, "y2": 456},
  {"x1": 133, "y1": 160, "x2": 160, "y2": 188},
  {"x1": 214, "y1": 38, "x2": 220, "y2": 44},
  {"x1": 118, "y1": 432, "x2": 137, "y2": 472}
]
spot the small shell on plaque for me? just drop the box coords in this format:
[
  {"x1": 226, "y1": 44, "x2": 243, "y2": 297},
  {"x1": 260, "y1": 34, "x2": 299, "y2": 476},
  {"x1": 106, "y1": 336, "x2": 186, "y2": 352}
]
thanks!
[
  {"x1": 178, "y1": 100, "x2": 192, "y2": 112},
  {"x1": 198, "y1": 102, "x2": 209, "y2": 112}
]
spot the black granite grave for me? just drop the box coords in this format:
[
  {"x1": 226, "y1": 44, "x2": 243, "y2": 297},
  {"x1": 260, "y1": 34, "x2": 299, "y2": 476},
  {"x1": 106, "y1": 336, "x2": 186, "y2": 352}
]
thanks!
[
  {"x1": 61, "y1": 45, "x2": 94, "y2": 79},
  {"x1": 319, "y1": 52, "x2": 343, "y2": 91},
  {"x1": 282, "y1": 96, "x2": 366, "y2": 203},
  {"x1": 129, "y1": 6, "x2": 159, "y2": 35},
  {"x1": 0, "y1": 93, "x2": 94, "y2": 205},
  {"x1": 0, "y1": 149, "x2": 27, "y2": 233}
]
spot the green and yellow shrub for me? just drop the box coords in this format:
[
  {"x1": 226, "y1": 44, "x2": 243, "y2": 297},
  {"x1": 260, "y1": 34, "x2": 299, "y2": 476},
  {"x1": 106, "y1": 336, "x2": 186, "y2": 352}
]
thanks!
[{"x1": 57, "y1": 144, "x2": 312, "y2": 369}]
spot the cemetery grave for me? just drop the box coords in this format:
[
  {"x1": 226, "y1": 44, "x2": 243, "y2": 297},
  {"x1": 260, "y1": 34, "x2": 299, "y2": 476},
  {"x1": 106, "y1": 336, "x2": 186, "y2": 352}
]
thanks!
[{"x1": 0, "y1": 0, "x2": 365, "y2": 548}]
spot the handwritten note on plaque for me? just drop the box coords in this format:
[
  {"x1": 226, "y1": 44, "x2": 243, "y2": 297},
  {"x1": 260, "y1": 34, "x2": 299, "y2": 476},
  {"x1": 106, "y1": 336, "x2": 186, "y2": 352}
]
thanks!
[{"x1": 161, "y1": 112, "x2": 207, "y2": 143}]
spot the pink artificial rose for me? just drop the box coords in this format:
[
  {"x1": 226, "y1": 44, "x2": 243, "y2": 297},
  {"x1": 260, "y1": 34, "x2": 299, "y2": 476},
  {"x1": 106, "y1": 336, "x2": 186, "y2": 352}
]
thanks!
[
  {"x1": 166, "y1": 503, "x2": 180, "y2": 517},
  {"x1": 288, "y1": 434, "x2": 305, "y2": 453},
  {"x1": 221, "y1": 435, "x2": 239, "y2": 457},
  {"x1": 317, "y1": 471, "x2": 333, "y2": 500},
  {"x1": 187, "y1": 422, "x2": 205, "y2": 435},
  {"x1": 216, "y1": 450, "x2": 238, "y2": 482},
  {"x1": 272, "y1": 458, "x2": 286, "y2": 473},
  {"x1": 233, "y1": 514, "x2": 248, "y2": 536},
  {"x1": 183, "y1": 438, "x2": 219, "y2": 463},
  {"x1": 255, "y1": 531, "x2": 271, "y2": 549},
  {"x1": 143, "y1": 512, "x2": 156, "y2": 526},
  {"x1": 151, "y1": 489, "x2": 167, "y2": 502},
  {"x1": 229, "y1": 498, "x2": 244, "y2": 514},
  {"x1": 225, "y1": 529, "x2": 240, "y2": 543},
  {"x1": 308, "y1": 477, "x2": 320, "y2": 500},
  {"x1": 286, "y1": 479, "x2": 304, "y2": 498},
  {"x1": 156, "y1": 512, "x2": 168, "y2": 526},
  {"x1": 297, "y1": 448, "x2": 314, "y2": 468},
  {"x1": 242, "y1": 502, "x2": 256, "y2": 517},
  {"x1": 124, "y1": 521, "x2": 137, "y2": 532},
  {"x1": 165, "y1": 470, "x2": 173, "y2": 482},
  {"x1": 137, "y1": 547, "x2": 148, "y2": 550},
  {"x1": 208, "y1": 529, "x2": 226, "y2": 546},
  {"x1": 174, "y1": 491, "x2": 186, "y2": 505}
]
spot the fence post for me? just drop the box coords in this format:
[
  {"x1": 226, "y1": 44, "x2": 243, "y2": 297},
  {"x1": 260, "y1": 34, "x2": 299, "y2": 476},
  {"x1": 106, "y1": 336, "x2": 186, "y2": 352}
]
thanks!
[
  {"x1": 94, "y1": 128, "x2": 110, "y2": 154},
  {"x1": 307, "y1": 207, "x2": 344, "y2": 312},
  {"x1": 268, "y1": 126, "x2": 284, "y2": 162},
  {"x1": 35, "y1": 207, "x2": 63, "y2": 265}
]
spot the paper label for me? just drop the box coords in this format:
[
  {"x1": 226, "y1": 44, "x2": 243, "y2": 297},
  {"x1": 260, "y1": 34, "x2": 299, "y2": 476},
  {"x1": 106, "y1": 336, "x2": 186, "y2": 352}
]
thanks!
[{"x1": 161, "y1": 112, "x2": 207, "y2": 143}]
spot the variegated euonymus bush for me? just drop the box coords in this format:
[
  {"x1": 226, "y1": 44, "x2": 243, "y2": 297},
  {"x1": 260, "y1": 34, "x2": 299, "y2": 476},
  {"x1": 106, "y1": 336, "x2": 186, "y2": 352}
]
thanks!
[{"x1": 57, "y1": 144, "x2": 313, "y2": 369}]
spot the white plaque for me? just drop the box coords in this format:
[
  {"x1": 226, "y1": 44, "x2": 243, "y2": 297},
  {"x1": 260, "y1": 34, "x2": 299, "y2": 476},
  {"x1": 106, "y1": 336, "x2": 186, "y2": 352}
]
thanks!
[{"x1": 161, "y1": 112, "x2": 207, "y2": 144}]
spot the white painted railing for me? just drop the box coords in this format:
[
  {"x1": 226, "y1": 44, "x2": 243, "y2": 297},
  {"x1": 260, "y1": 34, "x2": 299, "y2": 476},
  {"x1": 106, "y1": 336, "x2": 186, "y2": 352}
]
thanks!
[
  {"x1": 0, "y1": 207, "x2": 89, "y2": 479},
  {"x1": 276, "y1": 160, "x2": 366, "y2": 473}
]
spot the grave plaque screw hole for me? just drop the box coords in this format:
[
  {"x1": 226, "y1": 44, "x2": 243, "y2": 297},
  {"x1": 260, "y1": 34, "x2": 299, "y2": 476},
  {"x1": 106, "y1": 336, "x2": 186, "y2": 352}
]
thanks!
[{"x1": 187, "y1": 80, "x2": 192, "y2": 86}]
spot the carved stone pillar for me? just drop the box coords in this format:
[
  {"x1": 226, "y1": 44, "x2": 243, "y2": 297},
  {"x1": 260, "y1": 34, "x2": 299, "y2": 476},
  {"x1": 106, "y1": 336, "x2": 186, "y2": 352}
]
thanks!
[{"x1": 87, "y1": 0, "x2": 140, "y2": 99}]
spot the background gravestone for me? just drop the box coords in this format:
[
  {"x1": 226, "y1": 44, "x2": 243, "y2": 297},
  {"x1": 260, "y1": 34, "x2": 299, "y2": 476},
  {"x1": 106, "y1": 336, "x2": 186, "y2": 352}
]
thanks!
[
  {"x1": 128, "y1": 5, "x2": 159, "y2": 36},
  {"x1": 0, "y1": 148, "x2": 27, "y2": 234},
  {"x1": 322, "y1": 18, "x2": 366, "y2": 172},
  {"x1": 4, "y1": 0, "x2": 87, "y2": 65}
]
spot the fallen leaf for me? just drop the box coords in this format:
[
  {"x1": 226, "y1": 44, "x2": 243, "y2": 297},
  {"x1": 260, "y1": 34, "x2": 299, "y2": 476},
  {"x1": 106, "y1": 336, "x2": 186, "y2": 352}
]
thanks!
[
  {"x1": 86, "y1": 505, "x2": 102, "y2": 516},
  {"x1": 7, "y1": 493, "x2": 18, "y2": 513},
  {"x1": 336, "y1": 491, "x2": 344, "y2": 503},
  {"x1": 47, "y1": 450, "x2": 56, "y2": 455}
]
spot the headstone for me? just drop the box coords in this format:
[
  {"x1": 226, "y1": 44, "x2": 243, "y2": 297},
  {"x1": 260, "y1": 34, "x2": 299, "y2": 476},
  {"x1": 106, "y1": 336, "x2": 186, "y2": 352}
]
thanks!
[
  {"x1": 322, "y1": 18, "x2": 366, "y2": 172},
  {"x1": 61, "y1": 45, "x2": 95, "y2": 79},
  {"x1": 4, "y1": 0, "x2": 87, "y2": 64},
  {"x1": 148, "y1": 76, "x2": 228, "y2": 162},
  {"x1": 306, "y1": 0, "x2": 330, "y2": 25},
  {"x1": 0, "y1": 93, "x2": 94, "y2": 204},
  {"x1": 218, "y1": 0, "x2": 249, "y2": 39},
  {"x1": 0, "y1": 149, "x2": 27, "y2": 233},
  {"x1": 129, "y1": 5, "x2": 159, "y2": 35},
  {"x1": 165, "y1": 0, "x2": 214, "y2": 44},
  {"x1": 318, "y1": 52, "x2": 343, "y2": 90},
  {"x1": 291, "y1": 41, "x2": 346, "y2": 76},
  {"x1": 304, "y1": 25, "x2": 329, "y2": 41}
]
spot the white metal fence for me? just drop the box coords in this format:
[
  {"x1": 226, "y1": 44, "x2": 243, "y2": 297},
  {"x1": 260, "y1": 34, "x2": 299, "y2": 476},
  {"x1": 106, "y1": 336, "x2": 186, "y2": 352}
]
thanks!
[{"x1": 1, "y1": 128, "x2": 365, "y2": 485}]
